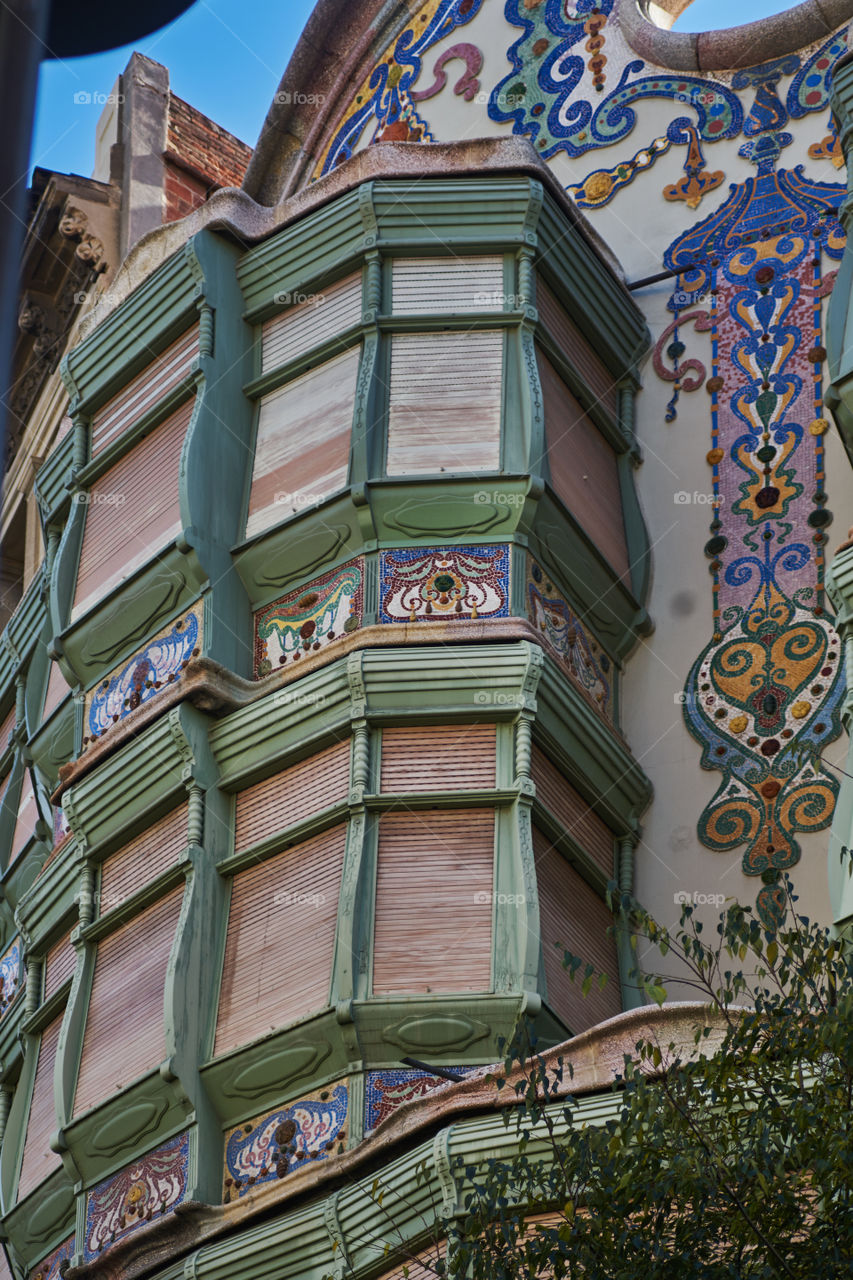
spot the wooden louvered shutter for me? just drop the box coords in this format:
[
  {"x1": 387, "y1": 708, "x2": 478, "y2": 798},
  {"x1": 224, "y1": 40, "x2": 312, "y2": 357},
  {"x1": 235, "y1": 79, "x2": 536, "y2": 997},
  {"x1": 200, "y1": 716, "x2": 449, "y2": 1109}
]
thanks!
[
  {"x1": 533, "y1": 826, "x2": 621, "y2": 1032},
  {"x1": 42, "y1": 659, "x2": 70, "y2": 722},
  {"x1": 0, "y1": 1244, "x2": 13, "y2": 1279},
  {"x1": 537, "y1": 349, "x2": 628, "y2": 577},
  {"x1": 74, "y1": 886, "x2": 183, "y2": 1116},
  {"x1": 373, "y1": 810, "x2": 494, "y2": 995},
  {"x1": 9, "y1": 771, "x2": 39, "y2": 866},
  {"x1": 0, "y1": 705, "x2": 15, "y2": 754},
  {"x1": 99, "y1": 803, "x2": 188, "y2": 914},
  {"x1": 234, "y1": 742, "x2": 350, "y2": 853},
  {"x1": 214, "y1": 825, "x2": 346, "y2": 1056},
  {"x1": 17, "y1": 1015, "x2": 62, "y2": 1200},
  {"x1": 386, "y1": 332, "x2": 502, "y2": 475},
  {"x1": 537, "y1": 278, "x2": 618, "y2": 417},
  {"x1": 262, "y1": 273, "x2": 362, "y2": 373},
  {"x1": 72, "y1": 400, "x2": 192, "y2": 621},
  {"x1": 91, "y1": 327, "x2": 199, "y2": 457},
  {"x1": 392, "y1": 256, "x2": 504, "y2": 313},
  {"x1": 246, "y1": 346, "x2": 359, "y2": 539},
  {"x1": 380, "y1": 725, "x2": 496, "y2": 794},
  {"x1": 43, "y1": 932, "x2": 76, "y2": 1002},
  {"x1": 531, "y1": 746, "x2": 614, "y2": 876}
]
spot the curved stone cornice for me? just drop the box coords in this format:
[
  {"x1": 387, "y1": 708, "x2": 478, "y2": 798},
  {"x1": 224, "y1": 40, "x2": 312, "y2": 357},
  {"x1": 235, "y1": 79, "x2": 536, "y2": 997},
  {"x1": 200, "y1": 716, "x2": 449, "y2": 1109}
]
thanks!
[{"x1": 619, "y1": 0, "x2": 853, "y2": 72}]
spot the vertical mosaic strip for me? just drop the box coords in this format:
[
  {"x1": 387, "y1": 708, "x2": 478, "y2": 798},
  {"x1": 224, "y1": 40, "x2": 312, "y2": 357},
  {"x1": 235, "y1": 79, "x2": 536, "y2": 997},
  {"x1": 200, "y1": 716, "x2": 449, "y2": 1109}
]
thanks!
[
  {"x1": 380, "y1": 545, "x2": 509, "y2": 622},
  {"x1": 525, "y1": 556, "x2": 612, "y2": 720},
  {"x1": 253, "y1": 560, "x2": 364, "y2": 678},
  {"x1": 657, "y1": 51, "x2": 848, "y2": 928},
  {"x1": 84, "y1": 607, "x2": 202, "y2": 744},
  {"x1": 83, "y1": 1131, "x2": 190, "y2": 1262},
  {"x1": 365, "y1": 1067, "x2": 475, "y2": 1132},
  {"x1": 223, "y1": 1082, "x2": 348, "y2": 1200},
  {"x1": 0, "y1": 938, "x2": 22, "y2": 1021},
  {"x1": 31, "y1": 1236, "x2": 74, "y2": 1280}
]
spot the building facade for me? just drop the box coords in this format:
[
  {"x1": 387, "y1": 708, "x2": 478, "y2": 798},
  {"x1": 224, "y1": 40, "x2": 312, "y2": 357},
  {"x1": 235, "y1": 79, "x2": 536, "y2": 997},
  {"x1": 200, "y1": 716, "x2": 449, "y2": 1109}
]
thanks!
[{"x1": 1, "y1": 3, "x2": 852, "y2": 1277}]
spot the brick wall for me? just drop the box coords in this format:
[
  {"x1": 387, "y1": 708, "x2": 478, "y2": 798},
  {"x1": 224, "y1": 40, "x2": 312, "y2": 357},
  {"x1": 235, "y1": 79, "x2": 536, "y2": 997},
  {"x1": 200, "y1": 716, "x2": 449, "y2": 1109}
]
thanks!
[{"x1": 163, "y1": 93, "x2": 252, "y2": 224}]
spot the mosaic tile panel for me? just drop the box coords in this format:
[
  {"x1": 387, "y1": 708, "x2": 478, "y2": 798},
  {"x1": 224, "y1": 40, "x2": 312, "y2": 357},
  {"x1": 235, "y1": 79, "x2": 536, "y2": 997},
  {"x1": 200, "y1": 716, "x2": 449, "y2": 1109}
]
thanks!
[
  {"x1": 0, "y1": 938, "x2": 22, "y2": 1020},
  {"x1": 85, "y1": 608, "x2": 201, "y2": 743},
  {"x1": 380, "y1": 545, "x2": 509, "y2": 623},
  {"x1": 31, "y1": 1235, "x2": 74, "y2": 1280},
  {"x1": 52, "y1": 805, "x2": 70, "y2": 849},
  {"x1": 365, "y1": 1067, "x2": 475, "y2": 1132},
  {"x1": 526, "y1": 556, "x2": 612, "y2": 721},
  {"x1": 83, "y1": 1131, "x2": 190, "y2": 1262},
  {"x1": 254, "y1": 560, "x2": 364, "y2": 678},
  {"x1": 223, "y1": 1081, "x2": 348, "y2": 1200}
]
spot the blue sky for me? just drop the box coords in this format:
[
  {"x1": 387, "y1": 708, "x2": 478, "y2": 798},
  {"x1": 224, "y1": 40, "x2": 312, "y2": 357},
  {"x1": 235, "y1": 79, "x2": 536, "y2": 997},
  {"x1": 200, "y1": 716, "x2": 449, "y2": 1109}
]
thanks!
[{"x1": 31, "y1": 0, "x2": 793, "y2": 181}]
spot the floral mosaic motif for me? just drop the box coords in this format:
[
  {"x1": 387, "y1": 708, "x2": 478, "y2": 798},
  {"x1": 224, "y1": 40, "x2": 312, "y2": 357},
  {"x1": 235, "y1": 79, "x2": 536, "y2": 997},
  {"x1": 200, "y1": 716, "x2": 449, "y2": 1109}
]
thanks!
[
  {"x1": 315, "y1": 0, "x2": 485, "y2": 176},
  {"x1": 489, "y1": 0, "x2": 742, "y2": 168},
  {"x1": 661, "y1": 52, "x2": 849, "y2": 928},
  {"x1": 254, "y1": 561, "x2": 364, "y2": 678},
  {"x1": 380, "y1": 546, "x2": 509, "y2": 622},
  {"x1": 365, "y1": 1067, "x2": 474, "y2": 1132},
  {"x1": 526, "y1": 557, "x2": 611, "y2": 720},
  {"x1": 83, "y1": 1132, "x2": 189, "y2": 1261},
  {"x1": 223, "y1": 1083, "x2": 348, "y2": 1200},
  {"x1": 31, "y1": 1235, "x2": 74, "y2": 1280},
  {"x1": 53, "y1": 804, "x2": 71, "y2": 848},
  {"x1": 0, "y1": 938, "x2": 22, "y2": 1020},
  {"x1": 86, "y1": 610, "x2": 201, "y2": 742}
]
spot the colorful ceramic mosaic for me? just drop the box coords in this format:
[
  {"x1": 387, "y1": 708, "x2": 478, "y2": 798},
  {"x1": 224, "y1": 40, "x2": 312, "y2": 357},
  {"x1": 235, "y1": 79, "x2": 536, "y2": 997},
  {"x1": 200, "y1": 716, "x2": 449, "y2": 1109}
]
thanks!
[
  {"x1": 365, "y1": 1067, "x2": 474, "y2": 1132},
  {"x1": 652, "y1": 44, "x2": 849, "y2": 928},
  {"x1": 0, "y1": 938, "x2": 22, "y2": 1019},
  {"x1": 526, "y1": 556, "x2": 611, "y2": 720},
  {"x1": 315, "y1": 0, "x2": 485, "y2": 176},
  {"x1": 52, "y1": 804, "x2": 71, "y2": 849},
  {"x1": 83, "y1": 1131, "x2": 190, "y2": 1261},
  {"x1": 380, "y1": 546, "x2": 509, "y2": 623},
  {"x1": 31, "y1": 1235, "x2": 74, "y2": 1280},
  {"x1": 223, "y1": 1082, "x2": 348, "y2": 1200},
  {"x1": 254, "y1": 560, "x2": 364, "y2": 678},
  {"x1": 86, "y1": 608, "x2": 201, "y2": 741}
]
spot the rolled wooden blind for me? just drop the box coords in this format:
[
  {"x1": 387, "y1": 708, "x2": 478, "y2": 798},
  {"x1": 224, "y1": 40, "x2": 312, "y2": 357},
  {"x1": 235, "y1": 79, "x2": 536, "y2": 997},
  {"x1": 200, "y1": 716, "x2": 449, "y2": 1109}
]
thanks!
[
  {"x1": 99, "y1": 803, "x2": 188, "y2": 915},
  {"x1": 246, "y1": 345, "x2": 359, "y2": 539},
  {"x1": 74, "y1": 886, "x2": 183, "y2": 1117},
  {"x1": 234, "y1": 741, "x2": 350, "y2": 854},
  {"x1": 72, "y1": 399, "x2": 193, "y2": 621},
  {"x1": 9, "y1": 770, "x2": 39, "y2": 866},
  {"x1": 43, "y1": 931, "x2": 76, "y2": 1002},
  {"x1": 533, "y1": 826, "x2": 621, "y2": 1033},
  {"x1": 262, "y1": 273, "x2": 362, "y2": 373},
  {"x1": 386, "y1": 331, "x2": 502, "y2": 475},
  {"x1": 392, "y1": 256, "x2": 504, "y2": 314},
  {"x1": 214, "y1": 824, "x2": 347, "y2": 1057},
  {"x1": 17, "y1": 1015, "x2": 62, "y2": 1201},
  {"x1": 91, "y1": 327, "x2": 199, "y2": 457},
  {"x1": 0, "y1": 704, "x2": 15, "y2": 754},
  {"x1": 373, "y1": 810, "x2": 494, "y2": 995},
  {"x1": 537, "y1": 277, "x2": 618, "y2": 417},
  {"x1": 380, "y1": 724, "x2": 496, "y2": 794},
  {"x1": 42, "y1": 659, "x2": 70, "y2": 723},
  {"x1": 531, "y1": 746, "x2": 614, "y2": 877},
  {"x1": 537, "y1": 349, "x2": 628, "y2": 578}
]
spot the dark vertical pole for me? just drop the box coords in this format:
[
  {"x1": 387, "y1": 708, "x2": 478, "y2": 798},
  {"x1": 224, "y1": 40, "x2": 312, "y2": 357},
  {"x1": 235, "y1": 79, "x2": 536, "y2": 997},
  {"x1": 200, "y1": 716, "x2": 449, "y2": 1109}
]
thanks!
[{"x1": 0, "y1": 0, "x2": 52, "y2": 460}]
